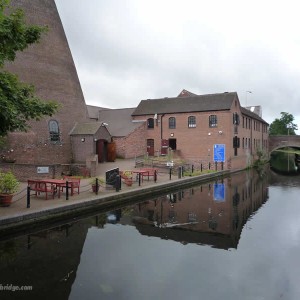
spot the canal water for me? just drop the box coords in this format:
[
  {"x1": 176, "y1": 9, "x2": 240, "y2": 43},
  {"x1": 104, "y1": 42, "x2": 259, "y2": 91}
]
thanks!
[{"x1": 0, "y1": 169, "x2": 300, "y2": 300}]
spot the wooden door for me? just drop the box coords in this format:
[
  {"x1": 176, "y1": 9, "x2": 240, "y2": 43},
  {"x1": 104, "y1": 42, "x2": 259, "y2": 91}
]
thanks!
[
  {"x1": 161, "y1": 139, "x2": 169, "y2": 155},
  {"x1": 147, "y1": 139, "x2": 154, "y2": 156},
  {"x1": 107, "y1": 142, "x2": 116, "y2": 162}
]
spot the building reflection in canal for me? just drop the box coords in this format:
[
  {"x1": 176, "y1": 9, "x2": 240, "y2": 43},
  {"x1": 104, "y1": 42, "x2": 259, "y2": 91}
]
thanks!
[
  {"x1": 0, "y1": 169, "x2": 269, "y2": 299},
  {"x1": 126, "y1": 169, "x2": 269, "y2": 249}
]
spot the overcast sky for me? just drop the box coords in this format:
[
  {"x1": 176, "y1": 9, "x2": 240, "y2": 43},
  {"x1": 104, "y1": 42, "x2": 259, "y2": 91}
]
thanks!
[{"x1": 54, "y1": 0, "x2": 300, "y2": 130}]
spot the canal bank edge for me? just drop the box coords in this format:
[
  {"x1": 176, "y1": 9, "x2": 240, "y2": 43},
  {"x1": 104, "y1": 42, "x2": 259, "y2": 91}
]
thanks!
[{"x1": 0, "y1": 170, "x2": 232, "y2": 239}]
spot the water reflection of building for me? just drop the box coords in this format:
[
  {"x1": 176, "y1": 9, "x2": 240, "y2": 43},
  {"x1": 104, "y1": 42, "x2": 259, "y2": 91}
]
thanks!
[
  {"x1": 130, "y1": 170, "x2": 269, "y2": 249},
  {"x1": 0, "y1": 222, "x2": 91, "y2": 299}
]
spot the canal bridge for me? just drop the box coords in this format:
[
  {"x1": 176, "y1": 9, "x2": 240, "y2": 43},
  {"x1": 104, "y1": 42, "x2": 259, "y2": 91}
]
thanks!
[{"x1": 269, "y1": 135, "x2": 300, "y2": 153}]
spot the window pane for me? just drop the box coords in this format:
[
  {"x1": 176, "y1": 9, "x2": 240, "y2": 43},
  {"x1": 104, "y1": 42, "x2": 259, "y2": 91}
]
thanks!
[
  {"x1": 147, "y1": 118, "x2": 154, "y2": 129},
  {"x1": 209, "y1": 115, "x2": 217, "y2": 127},
  {"x1": 188, "y1": 116, "x2": 196, "y2": 128},
  {"x1": 169, "y1": 117, "x2": 176, "y2": 129}
]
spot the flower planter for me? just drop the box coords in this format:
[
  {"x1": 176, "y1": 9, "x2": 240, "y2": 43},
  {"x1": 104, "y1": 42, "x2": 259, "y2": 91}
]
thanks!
[
  {"x1": 0, "y1": 194, "x2": 13, "y2": 207},
  {"x1": 92, "y1": 184, "x2": 100, "y2": 193}
]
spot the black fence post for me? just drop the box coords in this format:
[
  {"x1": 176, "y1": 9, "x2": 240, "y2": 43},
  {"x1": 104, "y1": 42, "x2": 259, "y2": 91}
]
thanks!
[
  {"x1": 66, "y1": 181, "x2": 69, "y2": 200},
  {"x1": 215, "y1": 162, "x2": 217, "y2": 171},
  {"x1": 181, "y1": 166, "x2": 184, "y2": 177},
  {"x1": 27, "y1": 186, "x2": 30, "y2": 208},
  {"x1": 201, "y1": 164, "x2": 203, "y2": 172},
  {"x1": 178, "y1": 166, "x2": 182, "y2": 179},
  {"x1": 154, "y1": 170, "x2": 157, "y2": 183},
  {"x1": 116, "y1": 175, "x2": 120, "y2": 192},
  {"x1": 138, "y1": 172, "x2": 141, "y2": 186},
  {"x1": 192, "y1": 165, "x2": 194, "y2": 173},
  {"x1": 95, "y1": 178, "x2": 99, "y2": 195},
  {"x1": 221, "y1": 162, "x2": 224, "y2": 170},
  {"x1": 209, "y1": 162, "x2": 211, "y2": 170},
  {"x1": 169, "y1": 168, "x2": 172, "y2": 180}
]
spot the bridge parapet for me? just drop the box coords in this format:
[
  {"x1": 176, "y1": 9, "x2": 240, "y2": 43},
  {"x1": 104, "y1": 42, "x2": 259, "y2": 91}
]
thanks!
[{"x1": 269, "y1": 135, "x2": 300, "y2": 152}]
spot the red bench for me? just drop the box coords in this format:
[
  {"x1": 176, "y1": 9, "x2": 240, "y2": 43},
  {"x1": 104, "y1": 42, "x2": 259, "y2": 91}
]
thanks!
[
  {"x1": 61, "y1": 176, "x2": 81, "y2": 195},
  {"x1": 28, "y1": 180, "x2": 56, "y2": 200}
]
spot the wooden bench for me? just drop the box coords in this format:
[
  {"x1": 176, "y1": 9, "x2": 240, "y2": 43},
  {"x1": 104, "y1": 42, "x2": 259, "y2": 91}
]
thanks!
[
  {"x1": 61, "y1": 176, "x2": 81, "y2": 195},
  {"x1": 140, "y1": 168, "x2": 157, "y2": 181},
  {"x1": 27, "y1": 180, "x2": 56, "y2": 200}
]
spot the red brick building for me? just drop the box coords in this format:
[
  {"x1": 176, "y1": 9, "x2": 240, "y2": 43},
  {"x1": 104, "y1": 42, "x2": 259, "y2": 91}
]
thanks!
[{"x1": 131, "y1": 90, "x2": 269, "y2": 170}]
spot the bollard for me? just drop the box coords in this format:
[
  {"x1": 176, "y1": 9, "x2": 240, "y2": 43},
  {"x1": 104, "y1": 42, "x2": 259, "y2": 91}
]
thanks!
[
  {"x1": 95, "y1": 178, "x2": 99, "y2": 195},
  {"x1": 181, "y1": 166, "x2": 184, "y2": 177},
  {"x1": 201, "y1": 164, "x2": 203, "y2": 172},
  {"x1": 192, "y1": 165, "x2": 194, "y2": 173},
  {"x1": 178, "y1": 166, "x2": 182, "y2": 179},
  {"x1": 27, "y1": 186, "x2": 30, "y2": 208},
  {"x1": 138, "y1": 172, "x2": 141, "y2": 186},
  {"x1": 66, "y1": 181, "x2": 69, "y2": 200},
  {"x1": 221, "y1": 162, "x2": 224, "y2": 170},
  {"x1": 154, "y1": 170, "x2": 157, "y2": 183},
  {"x1": 209, "y1": 162, "x2": 211, "y2": 170},
  {"x1": 169, "y1": 168, "x2": 172, "y2": 180},
  {"x1": 215, "y1": 162, "x2": 217, "y2": 171},
  {"x1": 116, "y1": 175, "x2": 120, "y2": 192}
]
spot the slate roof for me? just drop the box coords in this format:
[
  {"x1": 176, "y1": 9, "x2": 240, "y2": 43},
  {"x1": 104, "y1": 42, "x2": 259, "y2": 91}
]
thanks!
[
  {"x1": 132, "y1": 92, "x2": 238, "y2": 116},
  {"x1": 99, "y1": 108, "x2": 142, "y2": 137},
  {"x1": 241, "y1": 107, "x2": 268, "y2": 124},
  {"x1": 69, "y1": 122, "x2": 104, "y2": 135},
  {"x1": 86, "y1": 105, "x2": 110, "y2": 120}
]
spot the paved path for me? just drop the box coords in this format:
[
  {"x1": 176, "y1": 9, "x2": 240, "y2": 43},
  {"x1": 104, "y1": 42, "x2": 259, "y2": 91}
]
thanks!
[{"x1": 0, "y1": 159, "x2": 171, "y2": 223}]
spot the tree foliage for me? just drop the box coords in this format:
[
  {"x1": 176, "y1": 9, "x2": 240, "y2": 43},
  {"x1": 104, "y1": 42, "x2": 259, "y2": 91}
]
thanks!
[
  {"x1": 0, "y1": 0, "x2": 59, "y2": 137},
  {"x1": 269, "y1": 112, "x2": 298, "y2": 136}
]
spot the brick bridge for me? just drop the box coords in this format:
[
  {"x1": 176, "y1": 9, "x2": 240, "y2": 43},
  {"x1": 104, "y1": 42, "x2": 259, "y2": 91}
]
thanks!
[{"x1": 269, "y1": 135, "x2": 300, "y2": 152}]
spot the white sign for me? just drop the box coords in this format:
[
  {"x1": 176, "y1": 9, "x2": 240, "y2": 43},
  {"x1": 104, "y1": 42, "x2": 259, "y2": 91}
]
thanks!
[{"x1": 37, "y1": 166, "x2": 49, "y2": 174}]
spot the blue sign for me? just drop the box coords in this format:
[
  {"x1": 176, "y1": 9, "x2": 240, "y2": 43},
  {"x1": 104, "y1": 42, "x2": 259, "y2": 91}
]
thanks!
[
  {"x1": 214, "y1": 183, "x2": 225, "y2": 202},
  {"x1": 213, "y1": 144, "x2": 225, "y2": 162}
]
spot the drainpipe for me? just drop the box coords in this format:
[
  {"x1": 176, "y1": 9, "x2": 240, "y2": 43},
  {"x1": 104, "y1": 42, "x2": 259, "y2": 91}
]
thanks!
[{"x1": 160, "y1": 114, "x2": 165, "y2": 140}]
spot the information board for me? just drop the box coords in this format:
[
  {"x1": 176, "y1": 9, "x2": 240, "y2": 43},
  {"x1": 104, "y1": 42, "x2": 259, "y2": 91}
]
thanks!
[{"x1": 213, "y1": 144, "x2": 225, "y2": 162}]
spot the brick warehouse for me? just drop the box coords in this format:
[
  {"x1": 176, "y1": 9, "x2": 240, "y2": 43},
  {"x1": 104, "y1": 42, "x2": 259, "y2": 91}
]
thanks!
[{"x1": 131, "y1": 90, "x2": 269, "y2": 170}]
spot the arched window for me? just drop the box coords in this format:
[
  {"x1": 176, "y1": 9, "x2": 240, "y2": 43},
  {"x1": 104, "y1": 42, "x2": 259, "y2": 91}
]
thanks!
[
  {"x1": 147, "y1": 118, "x2": 154, "y2": 129},
  {"x1": 49, "y1": 120, "x2": 60, "y2": 142},
  {"x1": 188, "y1": 116, "x2": 196, "y2": 128},
  {"x1": 169, "y1": 117, "x2": 176, "y2": 129}
]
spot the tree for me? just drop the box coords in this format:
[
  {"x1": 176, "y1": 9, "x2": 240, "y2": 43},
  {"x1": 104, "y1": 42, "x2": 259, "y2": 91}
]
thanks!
[
  {"x1": 0, "y1": 0, "x2": 59, "y2": 137},
  {"x1": 269, "y1": 112, "x2": 298, "y2": 136}
]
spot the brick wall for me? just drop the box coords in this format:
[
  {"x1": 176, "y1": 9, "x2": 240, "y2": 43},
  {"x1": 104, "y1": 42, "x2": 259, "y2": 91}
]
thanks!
[
  {"x1": 3, "y1": 0, "x2": 89, "y2": 165},
  {"x1": 132, "y1": 108, "x2": 269, "y2": 170},
  {"x1": 114, "y1": 123, "x2": 146, "y2": 158}
]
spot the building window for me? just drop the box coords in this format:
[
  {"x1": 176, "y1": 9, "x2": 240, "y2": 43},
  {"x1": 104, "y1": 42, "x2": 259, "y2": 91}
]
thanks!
[
  {"x1": 233, "y1": 112, "x2": 240, "y2": 125},
  {"x1": 188, "y1": 116, "x2": 196, "y2": 128},
  {"x1": 169, "y1": 117, "x2": 176, "y2": 129},
  {"x1": 147, "y1": 118, "x2": 154, "y2": 129},
  {"x1": 209, "y1": 115, "x2": 217, "y2": 127},
  {"x1": 49, "y1": 120, "x2": 60, "y2": 142}
]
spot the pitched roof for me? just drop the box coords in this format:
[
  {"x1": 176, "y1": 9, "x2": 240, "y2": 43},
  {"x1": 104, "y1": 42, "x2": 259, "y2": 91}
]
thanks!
[
  {"x1": 86, "y1": 105, "x2": 110, "y2": 120},
  {"x1": 69, "y1": 122, "x2": 104, "y2": 135},
  {"x1": 132, "y1": 92, "x2": 238, "y2": 116},
  {"x1": 177, "y1": 89, "x2": 198, "y2": 97},
  {"x1": 99, "y1": 108, "x2": 142, "y2": 137},
  {"x1": 241, "y1": 107, "x2": 268, "y2": 124}
]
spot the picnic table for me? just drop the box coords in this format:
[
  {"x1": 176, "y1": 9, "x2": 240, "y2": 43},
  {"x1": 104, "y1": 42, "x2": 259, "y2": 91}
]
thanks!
[{"x1": 27, "y1": 178, "x2": 80, "y2": 199}]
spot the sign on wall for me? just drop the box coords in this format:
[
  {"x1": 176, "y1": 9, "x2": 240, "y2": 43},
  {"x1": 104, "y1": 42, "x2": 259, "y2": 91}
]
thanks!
[
  {"x1": 37, "y1": 166, "x2": 49, "y2": 174},
  {"x1": 213, "y1": 144, "x2": 225, "y2": 162}
]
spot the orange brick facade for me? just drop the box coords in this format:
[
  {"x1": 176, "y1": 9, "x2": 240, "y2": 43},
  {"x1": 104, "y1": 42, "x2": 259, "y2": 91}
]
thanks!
[{"x1": 132, "y1": 101, "x2": 268, "y2": 170}]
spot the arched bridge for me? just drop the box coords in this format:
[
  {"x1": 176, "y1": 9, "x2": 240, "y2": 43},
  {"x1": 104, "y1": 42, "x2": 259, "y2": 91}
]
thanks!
[{"x1": 269, "y1": 135, "x2": 300, "y2": 153}]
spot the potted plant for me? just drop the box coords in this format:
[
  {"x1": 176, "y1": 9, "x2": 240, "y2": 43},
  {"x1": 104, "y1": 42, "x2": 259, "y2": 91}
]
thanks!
[
  {"x1": 0, "y1": 171, "x2": 20, "y2": 207},
  {"x1": 90, "y1": 177, "x2": 105, "y2": 193}
]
